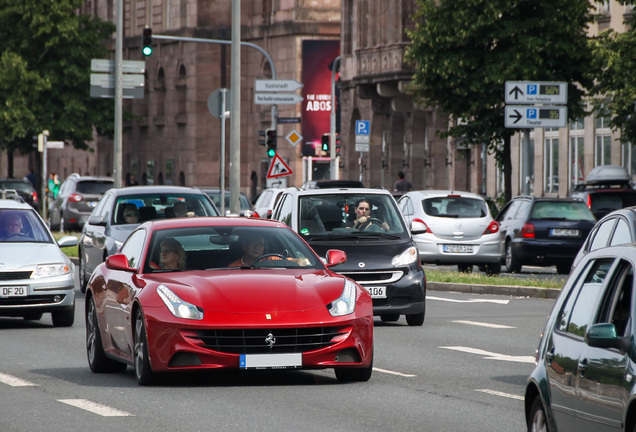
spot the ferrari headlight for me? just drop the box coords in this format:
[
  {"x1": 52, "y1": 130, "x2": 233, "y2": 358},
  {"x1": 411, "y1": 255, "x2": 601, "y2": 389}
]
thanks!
[
  {"x1": 31, "y1": 263, "x2": 71, "y2": 279},
  {"x1": 329, "y1": 280, "x2": 357, "y2": 317},
  {"x1": 157, "y1": 285, "x2": 203, "y2": 320},
  {"x1": 391, "y1": 246, "x2": 418, "y2": 267}
]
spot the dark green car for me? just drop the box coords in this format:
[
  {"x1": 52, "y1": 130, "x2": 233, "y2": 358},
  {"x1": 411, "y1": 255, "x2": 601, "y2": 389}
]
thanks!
[{"x1": 525, "y1": 244, "x2": 636, "y2": 431}]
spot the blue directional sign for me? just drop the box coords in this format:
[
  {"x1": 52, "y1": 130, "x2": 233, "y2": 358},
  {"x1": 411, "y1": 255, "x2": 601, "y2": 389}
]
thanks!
[
  {"x1": 505, "y1": 105, "x2": 567, "y2": 128},
  {"x1": 505, "y1": 81, "x2": 567, "y2": 104},
  {"x1": 356, "y1": 120, "x2": 370, "y2": 135}
]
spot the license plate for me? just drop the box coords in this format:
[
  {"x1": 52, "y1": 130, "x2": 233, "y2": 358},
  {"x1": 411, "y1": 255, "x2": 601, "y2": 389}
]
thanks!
[
  {"x1": 239, "y1": 353, "x2": 302, "y2": 369},
  {"x1": 443, "y1": 244, "x2": 473, "y2": 253},
  {"x1": 364, "y1": 286, "x2": 387, "y2": 299},
  {"x1": 549, "y1": 228, "x2": 579, "y2": 237},
  {"x1": 0, "y1": 286, "x2": 28, "y2": 298}
]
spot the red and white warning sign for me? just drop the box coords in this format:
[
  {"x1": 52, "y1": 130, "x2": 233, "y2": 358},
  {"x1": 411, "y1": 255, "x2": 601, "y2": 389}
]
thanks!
[{"x1": 267, "y1": 154, "x2": 293, "y2": 179}]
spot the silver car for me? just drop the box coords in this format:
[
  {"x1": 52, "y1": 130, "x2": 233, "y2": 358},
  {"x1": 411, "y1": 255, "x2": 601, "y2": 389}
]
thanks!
[
  {"x1": 0, "y1": 199, "x2": 78, "y2": 326},
  {"x1": 398, "y1": 190, "x2": 503, "y2": 275}
]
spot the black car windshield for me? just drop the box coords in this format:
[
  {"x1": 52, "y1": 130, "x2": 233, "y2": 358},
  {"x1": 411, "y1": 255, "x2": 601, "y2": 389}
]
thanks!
[
  {"x1": 113, "y1": 193, "x2": 219, "y2": 225},
  {"x1": 296, "y1": 193, "x2": 409, "y2": 239},
  {"x1": 143, "y1": 225, "x2": 321, "y2": 272},
  {"x1": 531, "y1": 201, "x2": 596, "y2": 221},
  {"x1": 0, "y1": 209, "x2": 53, "y2": 243}
]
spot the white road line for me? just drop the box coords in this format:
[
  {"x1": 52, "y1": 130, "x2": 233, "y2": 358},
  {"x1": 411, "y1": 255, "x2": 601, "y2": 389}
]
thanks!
[
  {"x1": 373, "y1": 367, "x2": 416, "y2": 377},
  {"x1": 58, "y1": 399, "x2": 134, "y2": 417},
  {"x1": 440, "y1": 346, "x2": 535, "y2": 364},
  {"x1": 0, "y1": 372, "x2": 37, "y2": 387},
  {"x1": 452, "y1": 320, "x2": 515, "y2": 329},
  {"x1": 427, "y1": 296, "x2": 510, "y2": 305},
  {"x1": 476, "y1": 389, "x2": 524, "y2": 401}
]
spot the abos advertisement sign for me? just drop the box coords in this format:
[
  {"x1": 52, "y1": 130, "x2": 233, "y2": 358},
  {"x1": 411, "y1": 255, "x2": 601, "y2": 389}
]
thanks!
[{"x1": 301, "y1": 40, "x2": 340, "y2": 157}]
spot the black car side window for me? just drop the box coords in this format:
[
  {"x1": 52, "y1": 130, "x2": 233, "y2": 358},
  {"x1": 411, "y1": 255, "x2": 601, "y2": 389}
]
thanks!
[{"x1": 556, "y1": 259, "x2": 614, "y2": 336}]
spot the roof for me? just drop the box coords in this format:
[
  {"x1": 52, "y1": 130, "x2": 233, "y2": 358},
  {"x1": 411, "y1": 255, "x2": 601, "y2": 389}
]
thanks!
[
  {"x1": 142, "y1": 216, "x2": 285, "y2": 230},
  {"x1": 402, "y1": 190, "x2": 486, "y2": 199},
  {"x1": 291, "y1": 187, "x2": 393, "y2": 196},
  {"x1": 584, "y1": 165, "x2": 631, "y2": 185},
  {"x1": 0, "y1": 198, "x2": 33, "y2": 209},
  {"x1": 107, "y1": 185, "x2": 210, "y2": 196}
]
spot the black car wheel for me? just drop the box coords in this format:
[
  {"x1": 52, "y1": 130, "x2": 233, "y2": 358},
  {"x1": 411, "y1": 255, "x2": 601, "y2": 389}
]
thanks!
[
  {"x1": 556, "y1": 262, "x2": 572, "y2": 275},
  {"x1": 134, "y1": 309, "x2": 155, "y2": 385},
  {"x1": 335, "y1": 347, "x2": 373, "y2": 382},
  {"x1": 458, "y1": 264, "x2": 473, "y2": 273},
  {"x1": 527, "y1": 396, "x2": 550, "y2": 432},
  {"x1": 406, "y1": 311, "x2": 425, "y2": 326},
  {"x1": 380, "y1": 313, "x2": 400, "y2": 322},
  {"x1": 506, "y1": 242, "x2": 522, "y2": 273},
  {"x1": 86, "y1": 297, "x2": 126, "y2": 373},
  {"x1": 79, "y1": 254, "x2": 88, "y2": 293},
  {"x1": 484, "y1": 262, "x2": 501, "y2": 276}
]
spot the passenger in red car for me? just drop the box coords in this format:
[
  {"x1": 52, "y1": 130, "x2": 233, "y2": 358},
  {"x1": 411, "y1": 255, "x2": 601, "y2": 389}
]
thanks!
[{"x1": 151, "y1": 238, "x2": 186, "y2": 269}]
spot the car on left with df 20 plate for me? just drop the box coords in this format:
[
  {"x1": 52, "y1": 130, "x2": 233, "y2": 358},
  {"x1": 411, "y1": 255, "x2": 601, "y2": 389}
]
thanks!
[{"x1": 85, "y1": 217, "x2": 373, "y2": 385}]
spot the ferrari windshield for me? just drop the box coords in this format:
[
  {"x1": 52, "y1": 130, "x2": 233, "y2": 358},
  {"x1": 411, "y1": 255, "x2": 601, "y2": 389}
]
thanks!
[
  {"x1": 143, "y1": 225, "x2": 321, "y2": 272},
  {"x1": 297, "y1": 193, "x2": 409, "y2": 239}
]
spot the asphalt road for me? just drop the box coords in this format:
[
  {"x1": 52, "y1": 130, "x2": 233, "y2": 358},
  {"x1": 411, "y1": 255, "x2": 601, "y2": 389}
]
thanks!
[{"x1": 0, "y1": 284, "x2": 555, "y2": 432}]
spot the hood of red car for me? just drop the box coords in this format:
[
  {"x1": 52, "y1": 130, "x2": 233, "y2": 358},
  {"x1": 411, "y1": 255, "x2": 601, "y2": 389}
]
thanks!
[{"x1": 147, "y1": 270, "x2": 346, "y2": 314}]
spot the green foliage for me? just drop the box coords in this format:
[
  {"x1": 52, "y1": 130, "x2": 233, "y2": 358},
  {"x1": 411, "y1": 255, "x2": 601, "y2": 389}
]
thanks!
[
  {"x1": 425, "y1": 269, "x2": 564, "y2": 289},
  {"x1": 0, "y1": 0, "x2": 115, "y2": 154}
]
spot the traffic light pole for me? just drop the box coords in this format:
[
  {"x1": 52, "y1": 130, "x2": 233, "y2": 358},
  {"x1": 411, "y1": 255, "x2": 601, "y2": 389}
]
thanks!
[
  {"x1": 114, "y1": 0, "x2": 123, "y2": 188},
  {"x1": 330, "y1": 56, "x2": 340, "y2": 180}
]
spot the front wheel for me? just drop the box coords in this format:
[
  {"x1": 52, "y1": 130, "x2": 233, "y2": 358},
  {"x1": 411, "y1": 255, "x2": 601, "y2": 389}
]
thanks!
[
  {"x1": 506, "y1": 242, "x2": 522, "y2": 273},
  {"x1": 52, "y1": 304, "x2": 75, "y2": 327},
  {"x1": 406, "y1": 311, "x2": 425, "y2": 326},
  {"x1": 335, "y1": 348, "x2": 373, "y2": 382},
  {"x1": 484, "y1": 262, "x2": 501, "y2": 276},
  {"x1": 457, "y1": 264, "x2": 473, "y2": 273},
  {"x1": 556, "y1": 262, "x2": 572, "y2": 275},
  {"x1": 134, "y1": 309, "x2": 155, "y2": 385},
  {"x1": 527, "y1": 396, "x2": 550, "y2": 432}
]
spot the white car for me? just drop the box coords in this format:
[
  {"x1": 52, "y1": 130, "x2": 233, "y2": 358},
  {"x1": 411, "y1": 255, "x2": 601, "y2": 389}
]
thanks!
[
  {"x1": 0, "y1": 199, "x2": 78, "y2": 326},
  {"x1": 253, "y1": 188, "x2": 285, "y2": 219},
  {"x1": 397, "y1": 190, "x2": 503, "y2": 275}
]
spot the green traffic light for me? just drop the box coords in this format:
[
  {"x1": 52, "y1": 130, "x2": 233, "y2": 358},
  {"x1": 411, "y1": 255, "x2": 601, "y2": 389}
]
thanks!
[
  {"x1": 267, "y1": 148, "x2": 276, "y2": 157},
  {"x1": 142, "y1": 46, "x2": 153, "y2": 56}
]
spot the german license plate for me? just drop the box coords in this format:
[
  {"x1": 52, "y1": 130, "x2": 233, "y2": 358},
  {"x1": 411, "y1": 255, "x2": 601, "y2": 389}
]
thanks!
[
  {"x1": 239, "y1": 353, "x2": 302, "y2": 369},
  {"x1": 364, "y1": 286, "x2": 387, "y2": 299},
  {"x1": 443, "y1": 244, "x2": 473, "y2": 253},
  {"x1": 0, "y1": 286, "x2": 28, "y2": 298},
  {"x1": 549, "y1": 228, "x2": 579, "y2": 237}
]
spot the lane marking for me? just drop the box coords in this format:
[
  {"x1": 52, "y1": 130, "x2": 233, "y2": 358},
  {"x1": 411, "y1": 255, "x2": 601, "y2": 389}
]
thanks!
[
  {"x1": 452, "y1": 320, "x2": 515, "y2": 329},
  {"x1": 427, "y1": 296, "x2": 510, "y2": 305},
  {"x1": 373, "y1": 367, "x2": 416, "y2": 378},
  {"x1": 440, "y1": 346, "x2": 535, "y2": 363},
  {"x1": 58, "y1": 399, "x2": 134, "y2": 417},
  {"x1": 0, "y1": 372, "x2": 37, "y2": 387},
  {"x1": 476, "y1": 389, "x2": 524, "y2": 401}
]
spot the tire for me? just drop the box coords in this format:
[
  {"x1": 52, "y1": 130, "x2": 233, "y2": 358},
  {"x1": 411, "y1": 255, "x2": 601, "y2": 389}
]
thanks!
[
  {"x1": 23, "y1": 312, "x2": 43, "y2": 321},
  {"x1": 527, "y1": 396, "x2": 550, "y2": 432},
  {"x1": 505, "y1": 242, "x2": 522, "y2": 273},
  {"x1": 134, "y1": 309, "x2": 155, "y2": 385},
  {"x1": 86, "y1": 297, "x2": 126, "y2": 373},
  {"x1": 484, "y1": 262, "x2": 501, "y2": 276},
  {"x1": 380, "y1": 313, "x2": 400, "y2": 322},
  {"x1": 79, "y1": 254, "x2": 88, "y2": 293},
  {"x1": 458, "y1": 264, "x2": 473, "y2": 273},
  {"x1": 335, "y1": 348, "x2": 373, "y2": 383},
  {"x1": 49, "y1": 213, "x2": 60, "y2": 232},
  {"x1": 556, "y1": 262, "x2": 571, "y2": 275},
  {"x1": 51, "y1": 304, "x2": 75, "y2": 327},
  {"x1": 406, "y1": 311, "x2": 425, "y2": 326}
]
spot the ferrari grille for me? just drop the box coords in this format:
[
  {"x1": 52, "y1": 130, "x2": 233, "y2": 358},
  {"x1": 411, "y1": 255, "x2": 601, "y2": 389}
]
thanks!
[{"x1": 194, "y1": 326, "x2": 348, "y2": 354}]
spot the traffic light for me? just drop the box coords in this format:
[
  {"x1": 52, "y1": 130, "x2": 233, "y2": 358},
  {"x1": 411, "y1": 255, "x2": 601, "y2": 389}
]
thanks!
[
  {"x1": 336, "y1": 137, "x2": 341, "y2": 156},
  {"x1": 321, "y1": 134, "x2": 329, "y2": 152},
  {"x1": 265, "y1": 128, "x2": 277, "y2": 157},
  {"x1": 142, "y1": 26, "x2": 153, "y2": 56}
]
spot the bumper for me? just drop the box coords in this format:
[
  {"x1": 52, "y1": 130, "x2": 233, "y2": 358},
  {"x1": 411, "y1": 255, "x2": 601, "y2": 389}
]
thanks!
[
  {"x1": 511, "y1": 239, "x2": 583, "y2": 265},
  {"x1": 0, "y1": 275, "x2": 75, "y2": 316},
  {"x1": 415, "y1": 235, "x2": 502, "y2": 265},
  {"x1": 142, "y1": 306, "x2": 374, "y2": 373}
]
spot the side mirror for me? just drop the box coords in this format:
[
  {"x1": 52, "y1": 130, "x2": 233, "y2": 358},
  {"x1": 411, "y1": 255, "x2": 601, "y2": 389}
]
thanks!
[
  {"x1": 105, "y1": 254, "x2": 134, "y2": 272},
  {"x1": 57, "y1": 235, "x2": 78, "y2": 248},
  {"x1": 325, "y1": 249, "x2": 347, "y2": 267},
  {"x1": 411, "y1": 219, "x2": 427, "y2": 235},
  {"x1": 585, "y1": 323, "x2": 621, "y2": 349},
  {"x1": 88, "y1": 214, "x2": 108, "y2": 226}
]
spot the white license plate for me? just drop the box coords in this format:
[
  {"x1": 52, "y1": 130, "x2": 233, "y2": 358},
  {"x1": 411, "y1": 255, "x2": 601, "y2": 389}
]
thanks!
[
  {"x1": 239, "y1": 353, "x2": 302, "y2": 369},
  {"x1": 364, "y1": 286, "x2": 387, "y2": 299},
  {"x1": 443, "y1": 244, "x2": 473, "y2": 253},
  {"x1": 549, "y1": 228, "x2": 579, "y2": 237},
  {"x1": 0, "y1": 286, "x2": 28, "y2": 297}
]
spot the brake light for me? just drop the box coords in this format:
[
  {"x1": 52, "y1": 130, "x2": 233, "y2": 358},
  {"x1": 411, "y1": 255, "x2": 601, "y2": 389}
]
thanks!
[
  {"x1": 522, "y1": 222, "x2": 535, "y2": 239},
  {"x1": 68, "y1": 194, "x2": 83, "y2": 202},
  {"x1": 32, "y1": 192, "x2": 38, "y2": 204},
  {"x1": 586, "y1": 195, "x2": 591, "y2": 208},
  {"x1": 483, "y1": 220, "x2": 499, "y2": 234},
  {"x1": 251, "y1": 210, "x2": 260, "y2": 218},
  {"x1": 413, "y1": 218, "x2": 432, "y2": 234}
]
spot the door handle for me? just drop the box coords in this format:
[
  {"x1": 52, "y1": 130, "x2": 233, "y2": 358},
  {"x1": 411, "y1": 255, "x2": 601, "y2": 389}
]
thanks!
[
  {"x1": 578, "y1": 358, "x2": 588, "y2": 376},
  {"x1": 546, "y1": 348, "x2": 555, "y2": 364}
]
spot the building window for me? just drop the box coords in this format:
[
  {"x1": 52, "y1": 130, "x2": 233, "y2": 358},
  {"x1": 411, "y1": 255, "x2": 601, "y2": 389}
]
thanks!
[
  {"x1": 518, "y1": 137, "x2": 535, "y2": 194},
  {"x1": 569, "y1": 118, "x2": 584, "y2": 130},
  {"x1": 544, "y1": 137, "x2": 559, "y2": 194},
  {"x1": 569, "y1": 136, "x2": 585, "y2": 191},
  {"x1": 146, "y1": 160, "x2": 155, "y2": 184},
  {"x1": 595, "y1": 135, "x2": 612, "y2": 166}
]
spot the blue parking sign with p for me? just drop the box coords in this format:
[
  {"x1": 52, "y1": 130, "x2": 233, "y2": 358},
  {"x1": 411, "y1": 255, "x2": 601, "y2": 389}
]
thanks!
[
  {"x1": 356, "y1": 120, "x2": 370, "y2": 135},
  {"x1": 528, "y1": 84, "x2": 537, "y2": 95},
  {"x1": 528, "y1": 108, "x2": 537, "y2": 119}
]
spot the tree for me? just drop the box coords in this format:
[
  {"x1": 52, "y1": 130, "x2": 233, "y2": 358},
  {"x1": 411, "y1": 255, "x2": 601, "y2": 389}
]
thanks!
[
  {"x1": 405, "y1": 0, "x2": 596, "y2": 201},
  {"x1": 590, "y1": 1, "x2": 636, "y2": 146},
  {"x1": 0, "y1": 0, "x2": 115, "y2": 161}
]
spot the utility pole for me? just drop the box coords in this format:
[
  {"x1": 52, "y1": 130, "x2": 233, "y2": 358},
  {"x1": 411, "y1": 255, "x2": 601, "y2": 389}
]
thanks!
[
  {"x1": 230, "y1": 0, "x2": 241, "y2": 215},
  {"x1": 113, "y1": 0, "x2": 123, "y2": 188}
]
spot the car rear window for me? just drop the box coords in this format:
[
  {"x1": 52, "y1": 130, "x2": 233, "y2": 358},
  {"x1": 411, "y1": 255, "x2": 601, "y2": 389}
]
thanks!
[
  {"x1": 76, "y1": 180, "x2": 113, "y2": 194},
  {"x1": 531, "y1": 201, "x2": 595, "y2": 221},
  {"x1": 590, "y1": 192, "x2": 636, "y2": 214},
  {"x1": 0, "y1": 181, "x2": 33, "y2": 193},
  {"x1": 422, "y1": 197, "x2": 487, "y2": 218}
]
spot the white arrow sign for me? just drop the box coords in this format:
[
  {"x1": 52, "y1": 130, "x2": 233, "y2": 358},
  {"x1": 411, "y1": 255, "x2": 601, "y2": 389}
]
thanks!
[
  {"x1": 90, "y1": 73, "x2": 145, "y2": 88},
  {"x1": 91, "y1": 59, "x2": 146, "y2": 74},
  {"x1": 254, "y1": 93, "x2": 304, "y2": 105},
  {"x1": 505, "y1": 105, "x2": 567, "y2": 128},
  {"x1": 255, "y1": 79, "x2": 303, "y2": 92},
  {"x1": 505, "y1": 81, "x2": 567, "y2": 104}
]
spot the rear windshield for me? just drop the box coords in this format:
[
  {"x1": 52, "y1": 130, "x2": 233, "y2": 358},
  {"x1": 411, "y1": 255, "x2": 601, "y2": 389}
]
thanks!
[
  {"x1": 421, "y1": 197, "x2": 488, "y2": 218},
  {"x1": 590, "y1": 192, "x2": 636, "y2": 214},
  {"x1": 0, "y1": 181, "x2": 33, "y2": 193},
  {"x1": 76, "y1": 180, "x2": 113, "y2": 194},
  {"x1": 531, "y1": 201, "x2": 596, "y2": 221},
  {"x1": 113, "y1": 193, "x2": 219, "y2": 225}
]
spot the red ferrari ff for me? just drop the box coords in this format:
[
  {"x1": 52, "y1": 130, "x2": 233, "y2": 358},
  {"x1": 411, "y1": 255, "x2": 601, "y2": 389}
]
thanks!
[{"x1": 85, "y1": 217, "x2": 374, "y2": 385}]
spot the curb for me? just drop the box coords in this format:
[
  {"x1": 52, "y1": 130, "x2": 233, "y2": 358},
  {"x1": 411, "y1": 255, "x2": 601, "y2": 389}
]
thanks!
[{"x1": 427, "y1": 281, "x2": 561, "y2": 299}]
